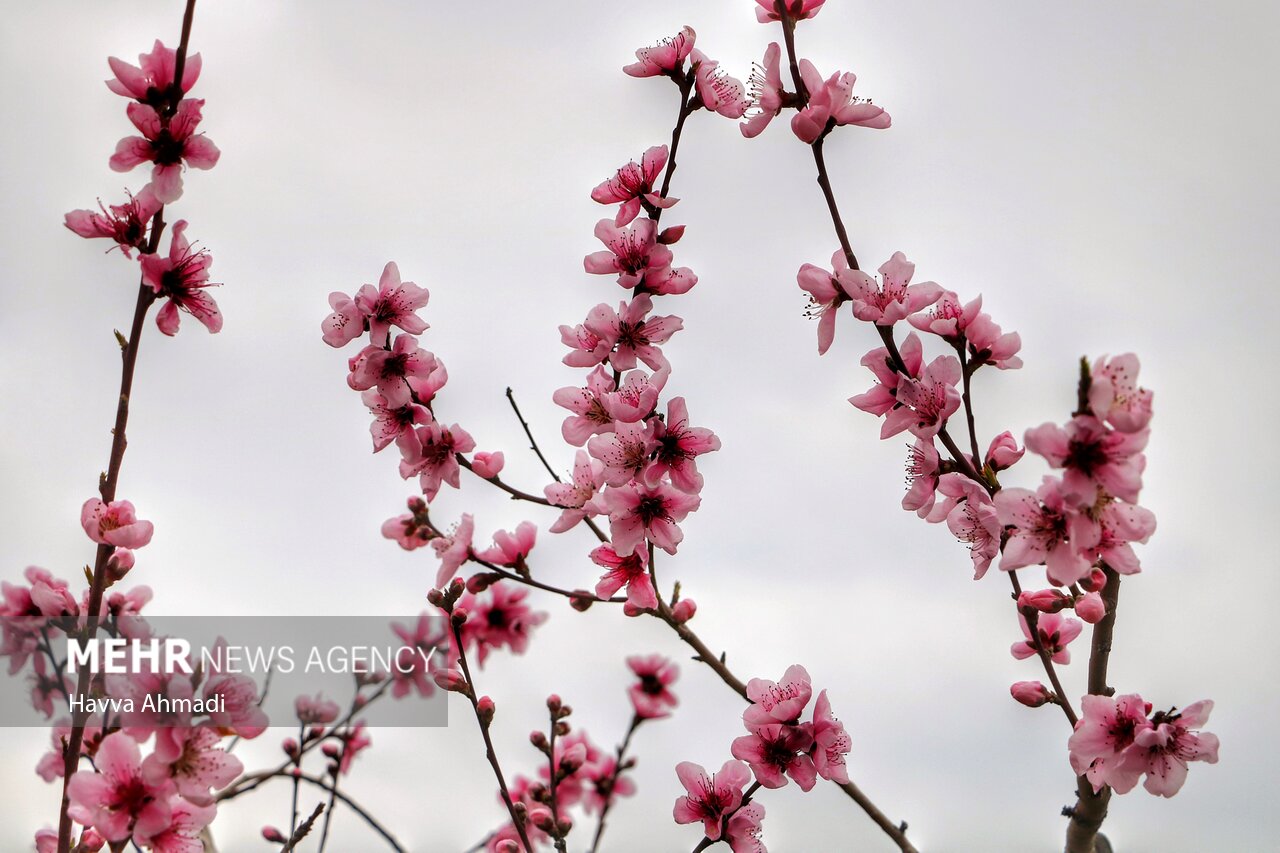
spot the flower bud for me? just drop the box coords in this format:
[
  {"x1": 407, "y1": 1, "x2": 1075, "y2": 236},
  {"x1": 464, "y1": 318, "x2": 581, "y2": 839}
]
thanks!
[
  {"x1": 281, "y1": 738, "x2": 299, "y2": 757},
  {"x1": 530, "y1": 807, "x2": 555, "y2": 832},
  {"x1": 496, "y1": 842, "x2": 520, "y2": 853},
  {"x1": 477, "y1": 695, "x2": 496, "y2": 726},
  {"x1": 1080, "y1": 567, "x2": 1108, "y2": 593},
  {"x1": 671, "y1": 598, "x2": 697, "y2": 623},
  {"x1": 546, "y1": 694, "x2": 562, "y2": 713},
  {"x1": 569, "y1": 591, "x2": 594, "y2": 612},
  {"x1": 1075, "y1": 591, "x2": 1106, "y2": 623},
  {"x1": 406, "y1": 496, "x2": 427, "y2": 515},
  {"x1": 658, "y1": 225, "x2": 686, "y2": 244},
  {"x1": 433, "y1": 668, "x2": 469, "y2": 693},
  {"x1": 529, "y1": 730, "x2": 549, "y2": 751},
  {"x1": 105, "y1": 548, "x2": 135, "y2": 583},
  {"x1": 984, "y1": 431, "x2": 1024, "y2": 471},
  {"x1": 1017, "y1": 588, "x2": 1069, "y2": 614},
  {"x1": 622, "y1": 601, "x2": 645, "y2": 618},
  {"x1": 467, "y1": 573, "x2": 502, "y2": 594},
  {"x1": 471, "y1": 451, "x2": 505, "y2": 479},
  {"x1": 262, "y1": 826, "x2": 287, "y2": 843},
  {"x1": 1010, "y1": 681, "x2": 1051, "y2": 708}
]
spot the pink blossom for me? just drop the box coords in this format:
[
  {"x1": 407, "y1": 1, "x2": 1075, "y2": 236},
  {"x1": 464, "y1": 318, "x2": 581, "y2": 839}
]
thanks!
[
  {"x1": 585, "y1": 294, "x2": 683, "y2": 372},
  {"x1": 741, "y1": 43, "x2": 784, "y2": 139},
  {"x1": 397, "y1": 421, "x2": 475, "y2": 500},
  {"x1": 321, "y1": 291, "x2": 366, "y2": 347},
  {"x1": 109, "y1": 99, "x2": 219, "y2": 203},
  {"x1": 560, "y1": 319, "x2": 611, "y2": 369},
  {"x1": 1115, "y1": 701, "x2": 1219, "y2": 797},
  {"x1": 726, "y1": 801, "x2": 767, "y2": 853},
  {"x1": 744, "y1": 664, "x2": 812, "y2": 729},
  {"x1": 810, "y1": 689, "x2": 851, "y2": 784},
  {"x1": 583, "y1": 756, "x2": 637, "y2": 814},
  {"x1": 200, "y1": 649, "x2": 268, "y2": 738},
  {"x1": 106, "y1": 40, "x2": 201, "y2": 103},
  {"x1": 64, "y1": 187, "x2": 162, "y2": 257},
  {"x1": 627, "y1": 654, "x2": 679, "y2": 719},
  {"x1": 902, "y1": 439, "x2": 940, "y2": 517},
  {"x1": 880, "y1": 354, "x2": 962, "y2": 440},
  {"x1": 731, "y1": 723, "x2": 817, "y2": 790},
  {"x1": 965, "y1": 312, "x2": 1022, "y2": 369},
  {"x1": 471, "y1": 451, "x2": 505, "y2": 479},
  {"x1": 1010, "y1": 610, "x2": 1082, "y2": 665},
  {"x1": 673, "y1": 759, "x2": 751, "y2": 839},
  {"x1": 477, "y1": 522, "x2": 537, "y2": 570},
  {"x1": 545, "y1": 451, "x2": 606, "y2": 533},
  {"x1": 363, "y1": 389, "x2": 429, "y2": 452},
  {"x1": 792, "y1": 60, "x2": 889, "y2": 143},
  {"x1": 81, "y1": 499, "x2": 154, "y2": 549},
  {"x1": 391, "y1": 612, "x2": 444, "y2": 698},
  {"x1": 797, "y1": 251, "x2": 858, "y2": 355},
  {"x1": 930, "y1": 473, "x2": 1001, "y2": 579},
  {"x1": 382, "y1": 500, "x2": 433, "y2": 552},
  {"x1": 1024, "y1": 415, "x2": 1148, "y2": 506},
  {"x1": 604, "y1": 481, "x2": 701, "y2": 556},
  {"x1": 457, "y1": 583, "x2": 547, "y2": 667},
  {"x1": 995, "y1": 478, "x2": 1101, "y2": 585},
  {"x1": 584, "y1": 218, "x2": 694, "y2": 292},
  {"x1": 1088, "y1": 500, "x2": 1157, "y2": 575},
  {"x1": 602, "y1": 368, "x2": 668, "y2": 423},
  {"x1": 1017, "y1": 588, "x2": 1070, "y2": 614},
  {"x1": 1069, "y1": 694, "x2": 1155, "y2": 794},
  {"x1": 624, "y1": 26, "x2": 696, "y2": 78},
  {"x1": 142, "y1": 726, "x2": 242, "y2": 805},
  {"x1": 849, "y1": 332, "x2": 923, "y2": 415},
  {"x1": 353, "y1": 261, "x2": 429, "y2": 348},
  {"x1": 908, "y1": 290, "x2": 983, "y2": 341},
  {"x1": 351, "y1": 335, "x2": 439, "y2": 409},
  {"x1": 671, "y1": 598, "x2": 697, "y2": 622},
  {"x1": 589, "y1": 419, "x2": 656, "y2": 487},
  {"x1": 339, "y1": 721, "x2": 372, "y2": 776},
  {"x1": 591, "y1": 145, "x2": 677, "y2": 226},
  {"x1": 139, "y1": 220, "x2": 221, "y2": 335},
  {"x1": 985, "y1": 430, "x2": 1024, "y2": 471},
  {"x1": 1089, "y1": 354, "x2": 1153, "y2": 434},
  {"x1": 136, "y1": 798, "x2": 215, "y2": 853},
  {"x1": 30, "y1": 655, "x2": 73, "y2": 718},
  {"x1": 691, "y1": 49, "x2": 748, "y2": 119},
  {"x1": 646, "y1": 397, "x2": 720, "y2": 492},
  {"x1": 67, "y1": 732, "x2": 175, "y2": 842},
  {"x1": 846, "y1": 252, "x2": 943, "y2": 326},
  {"x1": 554, "y1": 366, "x2": 622, "y2": 445},
  {"x1": 755, "y1": 0, "x2": 826, "y2": 23},
  {"x1": 295, "y1": 693, "x2": 341, "y2": 725},
  {"x1": 591, "y1": 544, "x2": 657, "y2": 610},
  {"x1": 1010, "y1": 680, "x2": 1052, "y2": 708},
  {"x1": 431, "y1": 514, "x2": 474, "y2": 589}
]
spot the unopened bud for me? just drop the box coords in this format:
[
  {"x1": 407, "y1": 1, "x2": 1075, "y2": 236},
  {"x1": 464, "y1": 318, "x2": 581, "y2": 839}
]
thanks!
[
  {"x1": 281, "y1": 738, "x2": 299, "y2": 757},
  {"x1": 451, "y1": 608, "x2": 469, "y2": 628},
  {"x1": 262, "y1": 826, "x2": 287, "y2": 843},
  {"x1": 622, "y1": 601, "x2": 645, "y2": 618},
  {"x1": 1010, "y1": 680, "x2": 1052, "y2": 708},
  {"x1": 546, "y1": 694, "x2": 562, "y2": 713},
  {"x1": 657, "y1": 225, "x2": 685, "y2": 244},
  {"x1": 671, "y1": 598, "x2": 697, "y2": 623},
  {"x1": 433, "y1": 668, "x2": 469, "y2": 693},
  {"x1": 569, "y1": 591, "x2": 594, "y2": 611},
  {"x1": 467, "y1": 573, "x2": 502, "y2": 594},
  {"x1": 1080, "y1": 568, "x2": 1108, "y2": 593},
  {"x1": 496, "y1": 842, "x2": 520, "y2": 853},
  {"x1": 477, "y1": 695, "x2": 496, "y2": 725},
  {"x1": 530, "y1": 807, "x2": 555, "y2": 832},
  {"x1": 407, "y1": 496, "x2": 428, "y2": 514},
  {"x1": 529, "y1": 730, "x2": 549, "y2": 751},
  {"x1": 105, "y1": 548, "x2": 134, "y2": 583},
  {"x1": 1017, "y1": 588, "x2": 1069, "y2": 614},
  {"x1": 1075, "y1": 591, "x2": 1106, "y2": 624},
  {"x1": 322, "y1": 743, "x2": 340, "y2": 759}
]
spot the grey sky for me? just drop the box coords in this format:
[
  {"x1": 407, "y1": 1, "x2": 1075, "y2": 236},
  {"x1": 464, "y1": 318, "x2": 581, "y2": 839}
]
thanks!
[{"x1": 1, "y1": 1, "x2": 1277, "y2": 850}]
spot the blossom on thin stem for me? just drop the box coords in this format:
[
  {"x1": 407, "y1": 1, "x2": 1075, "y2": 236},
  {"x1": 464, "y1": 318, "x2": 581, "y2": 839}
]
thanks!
[
  {"x1": 64, "y1": 188, "x2": 162, "y2": 257},
  {"x1": 591, "y1": 145, "x2": 677, "y2": 226},
  {"x1": 106, "y1": 40, "x2": 201, "y2": 104},
  {"x1": 139, "y1": 220, "x2": 222, "y2": 335},
  {"x1": 109, "y1": 99, "x2": 220, "y2": 203}
]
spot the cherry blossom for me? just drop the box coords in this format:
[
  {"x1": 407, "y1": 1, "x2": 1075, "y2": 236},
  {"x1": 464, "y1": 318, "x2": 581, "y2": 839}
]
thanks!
[
  {"x1": 554, "y1": 366, "x2": 620, "y2": 445},
  {"x1": 67, "y1": 732, "x2": 175, "y2": 842},
  {"x1": 731, "y1": 722, "x2": 817, "y2": 790},
  {"x1": 725, "y1": 801, "x2": 767, "y2": 853},
  {"x1": 1087, "y1": 499, "x2": 1157, "y2": 575},
  {"x1": 351, "y1": 335, "x2": 439, "y2": 409},
  {"x1": 589, "y1": 419, "x2": 656, "y2": 487},
  {"x1": 591, "y1": 544, "x2": 657, "y2": 610},
  {"x1": 995, "y1": 477, "x2": 1101, "y2": 585},
  {"x1": 627, "y1": 654, "x2": 680, "y2": 719},
  {"x1": 673, "y1": 759, "x2": 751, "y2": 840},
  {"x1": 624, "y1": 26, "x2": 696, "y2": 78},
  {"x1": 457, "y1": 583, "x2": 547, "y2": 666},
  {"x1": 81, "y1": 499, "x2": 154, "y2": 549},
  {"x1": 604, "y1": 481, "x2": 701, "y2": 556},
  {"x1": 849, "y1": 332, "x2": 923, "y2": 416},
  {"x1": 471, "y1": 451, "x2": 505, "y2": 479},
  {"x1": 880, "y1": 354, "x2": 962, "y2": 440},
  {"x1": 602, "y1": 368, "x2": 668, "y2": 423},
  {"x1": 930, "y1": 473, "x2": 1001, "y2": 579},
  {"x1": 646, "y1": 397, "x2": 721, "y2": 492},
  {"x1": 791, "y1": 60, "x2": 889, "y2": 144},
  {"x1": 1089, "y1": 353, "x2": 1153, "y2": 434},
  {"x1": 477, "y1": 522, "x2": 537, "y2": 571},
  {"x1": 584, "y1": 217, "x2": 694, "y2": 292},
  {"x1": 136, "y1": 798, "x2": 215, "y2": 853},
  {"x1": 142, "y1": 727, "x2": 242, "y2": 805},
  {"x1": 1024, "y1": 415, "x2": 1148, "y2": 506},
  {"x1": 397, "y1": 421, "x2": 475, "y2": 500},
  {"x1": 363, "y1": 389, "x2": 430, "y2": 452},
  {"x1": 64, "y1": 188, "x2": 161, "y2": 257},
  {"x1": 691, "y1": 49, "x2": 748, "y2": 119},
  {"x1": 1115, "y1": 701, "x2": 1219, "y2": 797},
  {"x1": 1010, "y1": 610, "x2": 1082, "y2": 665},
  {"x1": 430, "y1": 514, "x2": 474, "y2": 589},
  {"x1": 591, "y1": 145, "x2": 677, "y2": 226},
  {"x1": 354, "y1": 261, "x2": 429, "y2": 347},
  {"x1": 109, "y1": 99, "x2": 219, "y2": 203},
  {"x1": 106, "y1": 40, "x2": 201, "y2": 104},
  {"x1": 744, "y1": 664, "x2": 812, "y2": 729},
  {"x1": 902, "y1": 439, "x2": 940, "y2": 517},
  {"x1": 741, "y1": 43, "x2": 784, "y2": 139},
  {"x1": 1069, "y1": 694, "x2": 1155, "y2": 794},
  {"x1": 139, "y1": 220, "x2": 221, "y2": 335},
  {"x1": 545, "y1": 451, "x2": 606, "y2": 533},
  {"x1": 321, "y1": 290, "x2": 365, "y2": 347},
  {"x1": 810, "y1": 690, "x2": 851, "y2": 784},
  {"x1": 846, "y1": 252, "x2": 943, "y2": 326},
  {"x1": 585, "y1": 294, "x2": 683, "y2": 372},
  {"x1": 755, "y1": 0, "x2": 826, "y2": 23}
]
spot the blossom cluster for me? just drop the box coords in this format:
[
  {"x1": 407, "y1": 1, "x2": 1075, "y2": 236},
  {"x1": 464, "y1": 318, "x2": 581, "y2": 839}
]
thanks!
[
  {"x1": 673, "y1": 664, "x2": 851, "y2": 850},
  {"x1": 64, "y1": 40, "x2": 223, "y2": 336}
]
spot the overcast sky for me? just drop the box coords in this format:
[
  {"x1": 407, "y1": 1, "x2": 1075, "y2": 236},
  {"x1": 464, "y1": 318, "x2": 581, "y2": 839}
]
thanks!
[{"x1": 2, "y1": 1, "x2": 1278, "y2": 850}]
